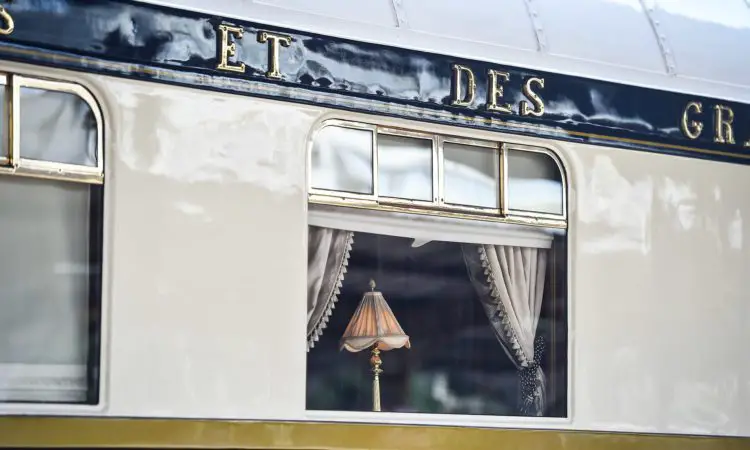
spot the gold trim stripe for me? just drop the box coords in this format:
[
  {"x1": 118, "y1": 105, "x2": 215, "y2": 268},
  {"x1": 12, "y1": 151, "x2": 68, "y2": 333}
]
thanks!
[
  {"x1": 0, "y1": 43, "x2": 747, "y2": 162},
  {"x1": 0, "y1": 417, "x2": 747, "y2": 449}
]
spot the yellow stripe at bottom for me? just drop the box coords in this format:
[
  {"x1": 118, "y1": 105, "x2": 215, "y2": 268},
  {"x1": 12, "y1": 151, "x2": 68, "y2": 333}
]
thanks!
[{"x1": 0, "y1": 417, "x2": 747, "y2": 449}]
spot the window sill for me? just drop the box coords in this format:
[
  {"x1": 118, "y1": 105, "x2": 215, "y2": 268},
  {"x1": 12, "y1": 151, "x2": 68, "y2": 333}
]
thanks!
[
  {"x1": 304, "y1": 409, "x2": 572, "y2": 429},
  {"x1": 309, "y1": 204, "x2": 557, "y2": 248},
  {"x1": 0, "y1": 363, "x2": 104, "y2": 415}
]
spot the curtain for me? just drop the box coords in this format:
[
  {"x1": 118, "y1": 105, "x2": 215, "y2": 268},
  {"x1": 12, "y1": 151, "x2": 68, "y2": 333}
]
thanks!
[
  {"x1": 307, "y1": 226, "x2": 354, "y2": 351},
  {"x1": 463, "y1": 244, "x2": 549, "y2": 416}
]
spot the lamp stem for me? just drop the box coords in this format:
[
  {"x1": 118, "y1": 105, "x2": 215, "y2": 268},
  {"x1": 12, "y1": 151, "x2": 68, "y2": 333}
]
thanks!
[{"x1": 370, "y1": 347, "x2": 382, "y2": 412}]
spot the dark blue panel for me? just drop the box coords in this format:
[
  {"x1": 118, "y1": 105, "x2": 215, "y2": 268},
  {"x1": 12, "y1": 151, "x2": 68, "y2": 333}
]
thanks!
[{"x1": 0, "y1": 0, "x2": 747, "y2": 164}]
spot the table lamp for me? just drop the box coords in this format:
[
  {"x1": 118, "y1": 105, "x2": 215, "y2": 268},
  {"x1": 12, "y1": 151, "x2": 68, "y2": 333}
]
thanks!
[{"x1": 340, "y1": 279, "x2": 410, "y2": 412}]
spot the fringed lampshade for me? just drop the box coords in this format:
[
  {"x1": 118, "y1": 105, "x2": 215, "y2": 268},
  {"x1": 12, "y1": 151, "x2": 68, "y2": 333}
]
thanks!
[{"x1": 340, "y1": 279, "x2": 410, "y2": 412}]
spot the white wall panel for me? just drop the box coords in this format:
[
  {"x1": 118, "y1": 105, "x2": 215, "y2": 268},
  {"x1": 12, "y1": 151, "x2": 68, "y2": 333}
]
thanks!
[
  {"x1": 567, "y1": 139, "x2": 750, "y2": 436},
  {"x1": 100, "y1": 76, "x2": 317, "y2": 420},
  {"x1": 96, "y1": 78, "x2": 750, "y2": 435},
  {"x1": 2, "y1": 59, "x2": 748, "y2": 436}
]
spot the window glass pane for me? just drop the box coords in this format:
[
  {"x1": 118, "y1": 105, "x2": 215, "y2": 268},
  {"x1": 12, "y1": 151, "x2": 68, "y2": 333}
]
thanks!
[
  {"x1": 311, "y1": 126, "x2": 373, "y2": 195},
  {"x1": 0, "y1": 176, "x2": 101, "y2": 403},
  {"x1": 20, "y1": 87, "x2": 97, "y2": 167},
  {"x1": 506, "y1": 149, "x2": 563, "y2": 215},
  {"x1": 443, "y1": 142, "x2": 499, "y2": 209},
  {"x1": 377, "y1": 134, "x2": 432, "y2": 201},
  {"x1": 306, "y1": 228, "x2": 568, "y2": 417}
]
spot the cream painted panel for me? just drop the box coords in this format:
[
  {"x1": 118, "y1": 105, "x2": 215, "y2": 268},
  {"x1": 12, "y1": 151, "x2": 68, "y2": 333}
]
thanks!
[
  {"x1": 567, "y1": 140, "x2": 750, "y2": 436},
  {"x1": 2, "y1": 57, "x2": 747, "y2": 435},
  {"x1": 94, "y1": 84, "x2": 749, "y2": 433},
  {"x1": 99, "y1": 77, "x2": 317, "y2": 419}
]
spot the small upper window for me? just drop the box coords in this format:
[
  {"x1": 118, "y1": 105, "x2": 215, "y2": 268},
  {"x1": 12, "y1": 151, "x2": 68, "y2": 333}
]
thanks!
[
  {"x1": 311, "y1": 125, "x2": 373, "y2": 195},
  {"x1": 19, "y1": 87, "x2": 98, "y2": 167},
  {"x1": 377, "y1": 133, "x2": 433, "y2": 201},
  {"x1": 505, "y1": 148, "x2": 564, "y2": 217},
  {"x1": 0, "y1": 74, "x2": 104, "y2": 405},
  {"x1": 308, "y1": 121, "x2": 565, "y2": 225},
  {"x1": 443, "y1": 140, "x2": 499, "y2": 209}
]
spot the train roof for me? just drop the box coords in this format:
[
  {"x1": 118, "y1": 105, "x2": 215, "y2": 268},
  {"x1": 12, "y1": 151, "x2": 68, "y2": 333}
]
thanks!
[{"x1": 143, "y1": 0, "x2": 750, "y2": 103}]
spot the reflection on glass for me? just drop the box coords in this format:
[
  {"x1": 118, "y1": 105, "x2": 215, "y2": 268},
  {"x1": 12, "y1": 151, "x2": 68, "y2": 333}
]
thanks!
[
  {"x1": 443, "y1": 142, "x2": 499, "y2": 209},
  {"x1": 311, "y1": 126, "x2": 373, "y2": 194},
  {"x1": 0, "y1": 87, "x2": 5, "y2": 161},
  {"x1": 506, "y1": 149, "x2": 563, "y2": 215},
  {"x1": 20, "y1": 87, "x2": 97, "y2": 167},
  {"x1": 306, "y1": 230, "x2": 569, "y2": 417},
  {"x1": 378, "y1": 134, "x2": 432, "y2": 201},
  {"x1": 0, "y1": 176, "x2": 100, "y2": 403}
]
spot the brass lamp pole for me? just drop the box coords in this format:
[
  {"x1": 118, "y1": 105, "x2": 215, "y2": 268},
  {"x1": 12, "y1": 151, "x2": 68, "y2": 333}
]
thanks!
[{"x1": 340, "y1": 280, "x2": 410, "y2": 412}]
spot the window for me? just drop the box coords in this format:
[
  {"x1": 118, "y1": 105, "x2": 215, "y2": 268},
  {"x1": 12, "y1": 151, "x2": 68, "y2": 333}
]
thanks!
[
  {"x1": 306, "y1": 121, "x2": 568, "y2": 419},
  {"x1": 0, "y1": 74, "x2": 104, "y2": 404}
]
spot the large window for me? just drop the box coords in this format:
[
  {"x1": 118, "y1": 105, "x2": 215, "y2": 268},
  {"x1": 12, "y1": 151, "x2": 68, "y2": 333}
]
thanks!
[
  {"x1": 0, "y1": 74, "x2": 104, "y2": 404},
  {"x1": 306, "y1": 121, "x2": 567, "y2": 418}
]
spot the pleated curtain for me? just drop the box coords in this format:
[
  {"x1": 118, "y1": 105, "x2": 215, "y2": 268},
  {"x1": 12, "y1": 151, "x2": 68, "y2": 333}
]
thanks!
[
  {"x1": 463, "y1": 244, "x2": 549, "y2": 416},
  {"x1": 307, "y1": 226, "x2": 354, "y2": 350}
]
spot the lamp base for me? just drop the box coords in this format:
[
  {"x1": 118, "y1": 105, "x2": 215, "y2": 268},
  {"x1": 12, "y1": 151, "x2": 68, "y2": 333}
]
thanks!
[{"x1": 370, "y1": 347, "x2": 382, "y2": 412}]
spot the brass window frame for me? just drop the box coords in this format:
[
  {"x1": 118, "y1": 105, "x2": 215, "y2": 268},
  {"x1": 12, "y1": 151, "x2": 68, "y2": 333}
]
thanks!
[
  {"x1": 0, "y1": 71, "x2": 106, "y2": 408},
  {"x1": 308, "y1": 119, "x2": 567, "y2": 229},
  {"x1": 501, "y1": 143, "x2": 568, "y2": 222},
  {"x1": 0, "y1": 74, "x2": 104, "y2": 185}
]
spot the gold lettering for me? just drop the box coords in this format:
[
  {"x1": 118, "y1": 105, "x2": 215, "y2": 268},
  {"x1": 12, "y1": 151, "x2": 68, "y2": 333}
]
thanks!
[
  {"x1": 486, "y1": 69, "x2": 512, "y2": 114},
  {"x1": 0, "y1": 6, "x2": 14, "y2": 36},
  {"x1": 257, "y1": 31, "x2": 292, "y2": 79},
  {"x1": 217, "y1": 24, "x2": 246, "y2": 73},
  {"x1": 450, "y1": 64, "x2": 476, "y2": 107},
  {"x1": 680, "y1": 101, "x2": 703, "y2": 140},
  {"x1": 520, "y1": 77, "x2": 545, "y2": 117},
  {"x1": 713, "y1": 105, "x2": 735, "y2": 144}
]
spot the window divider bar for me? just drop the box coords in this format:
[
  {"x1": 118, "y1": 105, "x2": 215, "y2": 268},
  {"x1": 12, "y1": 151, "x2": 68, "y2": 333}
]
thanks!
[
  {"x1": 436, "y1": 135, "x2": 445, "y2": 206},
  {"x1": 9, "y1": 74, "x2": 19, "y2": 169},
  {"x1": 500, "y1": 143, "x2": 508, "y2": 216},
  {"x1": 0, "y1": 79, "x2": 8, "y2": 166},
  {"x1": 371, "y1": 126, "x2": 379, "y2": 197},
  {"x1": 431, "y1": 135, "x2": 439, "y2": 203}
]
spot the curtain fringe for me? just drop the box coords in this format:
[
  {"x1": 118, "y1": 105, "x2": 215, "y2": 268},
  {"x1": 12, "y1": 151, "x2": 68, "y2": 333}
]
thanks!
[
  {"x1": 477, "y1": 245, "x2": 531, "y2": 367},
  {"x1": 307, "y1": 231, "x2": 354, "y2": 351}
]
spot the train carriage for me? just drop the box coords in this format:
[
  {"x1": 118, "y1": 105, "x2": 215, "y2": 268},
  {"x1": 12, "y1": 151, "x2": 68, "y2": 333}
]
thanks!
[{"x1": 0, "y1": 0, "x2": 748, "y2": 448}]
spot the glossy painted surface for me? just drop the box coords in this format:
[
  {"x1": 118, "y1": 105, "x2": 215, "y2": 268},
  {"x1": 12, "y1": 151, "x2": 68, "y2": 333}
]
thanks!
[
  {"x1": 147, "y1": 0, "x2": 750, "y2": 93},
  {"x1": 99, "y1": 78, "x2": 315, "y2": 421},
  {"x1": 0, "y1": 0, "x2": 749, "y2": 163},
  {"x1": 0, "y1": 57, "x2": 747, "y2": 437}
]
